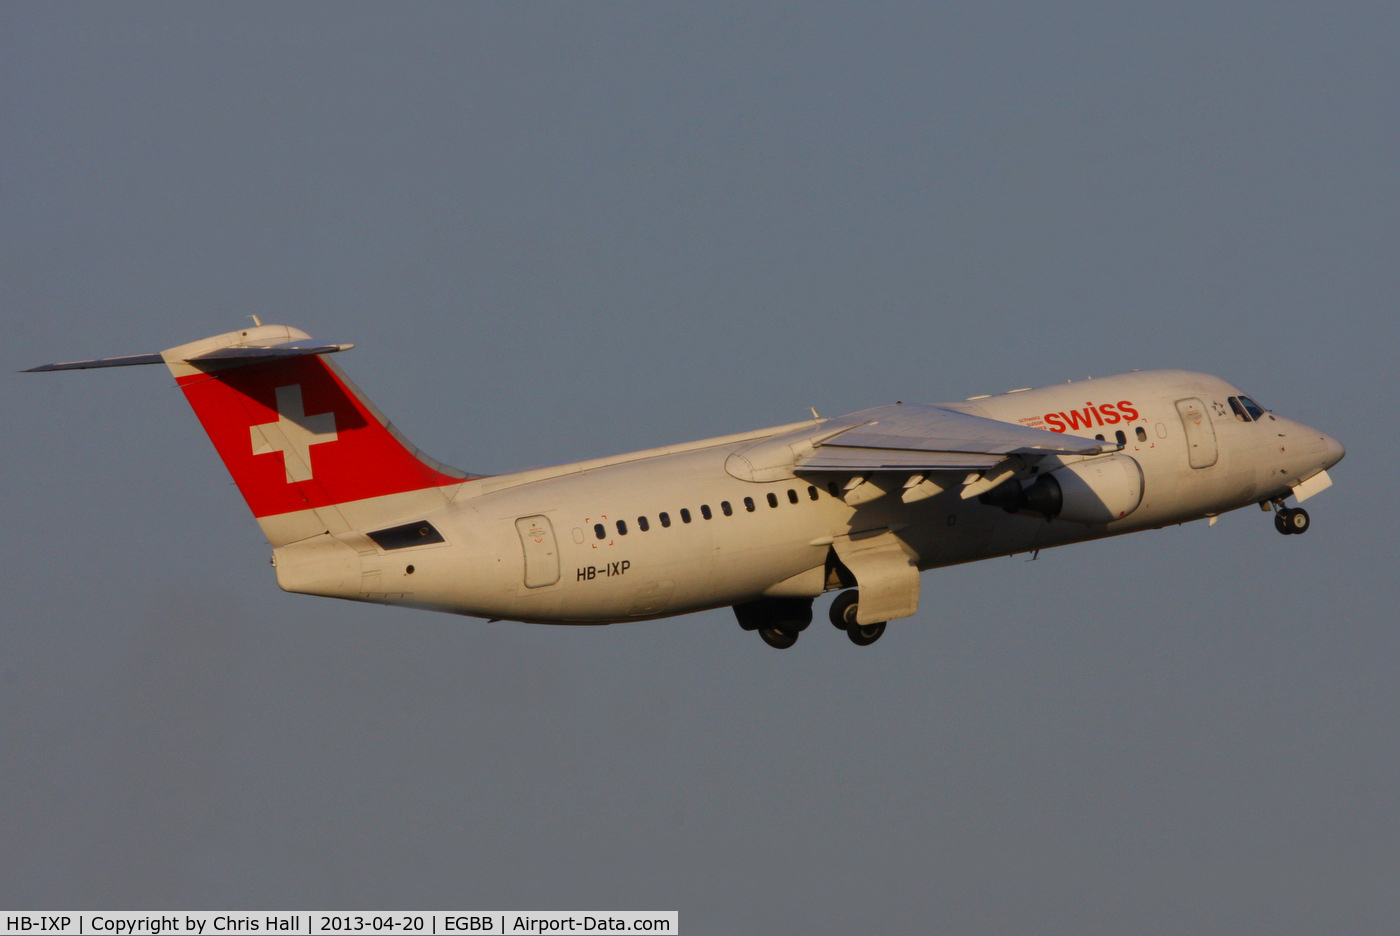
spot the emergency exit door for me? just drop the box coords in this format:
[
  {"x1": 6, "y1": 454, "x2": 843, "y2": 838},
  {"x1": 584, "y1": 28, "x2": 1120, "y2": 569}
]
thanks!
[
  {"x1": 1175, "y1": 397, "x2": 1219, "y2": 469},
  {"x1": 515, "y1": 515, "x2": 560, "y2": 588}
]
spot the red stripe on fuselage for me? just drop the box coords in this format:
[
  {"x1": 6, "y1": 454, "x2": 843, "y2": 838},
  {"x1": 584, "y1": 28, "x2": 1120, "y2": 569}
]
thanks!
[{"x1": 177, "y1": 356, "x2": 459, "y2": 518}]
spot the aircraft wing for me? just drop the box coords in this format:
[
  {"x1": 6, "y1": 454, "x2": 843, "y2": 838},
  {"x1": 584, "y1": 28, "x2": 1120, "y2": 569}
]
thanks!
[
  {"x1": 795, "y1": 403, "x2": 1118, "y2": 502},
  {"x1": 796, "y1": 447, "x2": 1008, "y2": 471},
  {"x1": 798, "y1": 402, "x2": 1115, "y2": 470}
]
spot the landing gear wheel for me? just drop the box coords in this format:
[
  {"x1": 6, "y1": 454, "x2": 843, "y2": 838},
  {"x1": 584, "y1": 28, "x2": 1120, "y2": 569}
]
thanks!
[
  {"x1": 758, "y1": 627, "x2": 799, "y2": 650},
  {"x1": 829, "y1": 590, "x2": 860, "y2": 631},
  {"x1": 1284, "y1": 507, "x2": 1310, "y2": 534},
  {"x1": 847, "y1": 620, "x2": 886, "y2": 647},
  {"x1": 1275, "y1": 511, "x2": 1292, "y2": 535}
]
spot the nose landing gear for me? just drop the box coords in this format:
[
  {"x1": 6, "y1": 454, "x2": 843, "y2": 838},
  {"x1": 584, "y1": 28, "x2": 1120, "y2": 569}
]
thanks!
[
  {"x1": 829, "y1": 589, "x2": 887, "y2": 646},
  {"x1": 1274, "y1": 505, "x2": 1310, "y2": 535}
]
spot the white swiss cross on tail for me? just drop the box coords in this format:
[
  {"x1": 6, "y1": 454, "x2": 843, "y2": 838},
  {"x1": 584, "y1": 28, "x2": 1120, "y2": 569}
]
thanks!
[{"x1": 250, "y1": 384, "x2": 338, "y2": 483}]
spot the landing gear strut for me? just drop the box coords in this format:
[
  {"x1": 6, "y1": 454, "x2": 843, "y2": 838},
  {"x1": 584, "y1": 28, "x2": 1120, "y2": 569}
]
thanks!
[
  {"x1": 828, "y1": 589, "x2": 887, "y2": 646},
  {"x1": 1275, "y1": 506, "x2": 1310, "y2": 535}
]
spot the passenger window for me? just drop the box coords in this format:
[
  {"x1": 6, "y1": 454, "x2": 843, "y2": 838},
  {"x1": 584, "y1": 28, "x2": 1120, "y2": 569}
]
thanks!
[
  {"x1": 1115, "y1": 430, "x2": 1126, "y2": 445},
  {"x1": 594, "y1": 523, "x2": 605, "y2": 540},
  {"x1": 616, "y1": 519, "x2": 628, "y2": 535},
  {"x1": 767, "y1": 492, "x2": 779, "y2": 508},
  {"x1": 721, "y1": 501, "x2": 733, "y2": 516},
  {"x1": 744, "y1": 496, "x2": 755, "y2": 512},
  {"x1": 1095, "y1": 434, "x2": 1105, "y2": 442},
  {"x1": 827, "y1": 481, "x2": 841, "y2": 497},
  {"x1": 680, "y1": 508, "x2": 692, "y2": 524},
  {"x1": 701, "y1": 505, "x2": 712, "y2": 520},
  {"x1": 1136, "y1": 426, "x2": 1147, "y2": 442},
  {"x1": 1240, "y1": 396, "x2": 1266, "y2": 420},
  {"x1": 807, "y1": 486, "x2": 819, "y2": 501},
  {"x1": 659, "y1": 512, "x2": 671, "y2": 528},
  {"x1": 1229, "y1": 397, "x2": 1251, "y2": 422},
  {"x1": 788, "y1": 489, "x2": 799, "y2": 504},
  {"x1": 638, "y1": 516, "x2": 649, "y2": 532}
]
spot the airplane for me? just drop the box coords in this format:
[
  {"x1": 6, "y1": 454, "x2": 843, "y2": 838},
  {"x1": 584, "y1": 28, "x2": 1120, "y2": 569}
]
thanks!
[{"x1": 27, "y1": 323, "x2": 1345, "y2": 649}]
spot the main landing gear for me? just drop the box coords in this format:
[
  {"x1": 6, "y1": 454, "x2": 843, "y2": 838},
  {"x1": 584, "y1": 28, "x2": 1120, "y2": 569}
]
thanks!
[
  {"x1": 828, "y1": 590, "x2": 887, "y2": 647},
  {"x1": 733, "y1": 597, "x2": 812, "y2": 650},
  {"x1": 733, "y1": 592, "x2": 888, "y2": 649},
  {"x1": 1274, "y1": 505, "x2": 1310, "y2": 535}
]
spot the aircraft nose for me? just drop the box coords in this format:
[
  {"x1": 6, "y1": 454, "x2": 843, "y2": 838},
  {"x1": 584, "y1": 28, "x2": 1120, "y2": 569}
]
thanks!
[{"x1": 1323, "y1": 433, "x2": 1346, "y2": 468}]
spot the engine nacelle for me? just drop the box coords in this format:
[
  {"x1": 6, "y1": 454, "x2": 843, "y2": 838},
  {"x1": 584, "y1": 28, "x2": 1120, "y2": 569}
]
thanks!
[{"x1": 983, "y1": 454, "x2": 1144, "y2": 524}]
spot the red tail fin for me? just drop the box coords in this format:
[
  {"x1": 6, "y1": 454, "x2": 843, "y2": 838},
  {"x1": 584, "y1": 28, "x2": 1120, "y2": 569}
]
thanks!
[
  {"x1": 175, "y1": 354, "x2": 465, "y2": 518},
  {"x1": 29, "y1": 325, "x2": 472, "y2": 548},
  {"x1": 159, "y1": 326, "x2": 470, "y2": 543}
]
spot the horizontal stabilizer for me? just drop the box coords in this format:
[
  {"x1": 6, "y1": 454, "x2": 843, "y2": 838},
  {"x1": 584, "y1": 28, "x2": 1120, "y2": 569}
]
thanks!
[
  {"x1": 189, "y1": 341, "x2": 354, "y2": 362},
  {"x1": 26, "y1": 339, "x2": 352, "y2": 373},
  {"x1": 24, "y1": 353, "x2": 164, "y2": 372}
]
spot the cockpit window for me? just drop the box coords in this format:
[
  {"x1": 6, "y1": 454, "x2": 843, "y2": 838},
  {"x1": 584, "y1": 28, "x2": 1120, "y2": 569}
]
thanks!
[
  {"x1": 1228, "y1": 397, "x2": 1251, "y2": 422},
  {"x1": 1239, "y1": 396, "x2": 1266, "y2": 421}
]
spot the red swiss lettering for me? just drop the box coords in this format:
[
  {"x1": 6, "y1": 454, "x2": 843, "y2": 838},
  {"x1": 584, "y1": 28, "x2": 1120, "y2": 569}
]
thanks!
[
  {"x1": 1062, "y1": 407, "x2": 1095, "y2": 431},
  {"x1": 1040, "y1": 400, "x2": 1137, "y2": 433}
]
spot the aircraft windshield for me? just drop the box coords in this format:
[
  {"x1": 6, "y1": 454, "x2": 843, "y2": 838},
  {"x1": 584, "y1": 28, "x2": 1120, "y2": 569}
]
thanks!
[
  {"x1": 1239, "y1": 396, "x2": 1266, "y2": 420},
  {"x1": 1229, "y1": 397, "x2": 1251, "y2": 422}
]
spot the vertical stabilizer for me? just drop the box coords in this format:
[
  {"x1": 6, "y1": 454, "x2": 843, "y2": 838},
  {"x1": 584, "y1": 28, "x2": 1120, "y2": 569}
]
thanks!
[
  {"x1": 28, "y1": 324, "x2": 475, "y2": 548},
  {"x1": 157, "y1": 325, "x2": 473, "y2": 546}
]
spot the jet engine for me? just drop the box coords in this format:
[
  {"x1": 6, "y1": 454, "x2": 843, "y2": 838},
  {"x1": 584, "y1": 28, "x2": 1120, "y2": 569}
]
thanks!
[{"x1": 981, "y1": 454, "x2": 1144, "y2": 524}]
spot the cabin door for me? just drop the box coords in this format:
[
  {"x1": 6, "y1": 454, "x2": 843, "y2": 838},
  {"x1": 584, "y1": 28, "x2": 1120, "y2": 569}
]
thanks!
[
  {"x1": 1175, "y1": 397, "x2": 1219, "y2": 469},
  {"x1": 515, "y1": 515, "x2": 561, "y2": 588}
]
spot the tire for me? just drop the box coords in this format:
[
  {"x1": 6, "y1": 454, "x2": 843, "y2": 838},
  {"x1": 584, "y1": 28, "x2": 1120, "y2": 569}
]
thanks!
[
  {"x1": 758, "y1": 627, "x2": 799, "y2": 650},
  {"x1": 847, "y1": 620, "x2": 886, "y2": 647},
  {"x1": 1275, "y1": 511, "x2": 1292, "y2": 535},
  {"x1": 1286, "y1": 507, "x2": 1310, "y2": 534},
  {"x1": 829, "y1": 590, "x2": 860, "y2": 631}
]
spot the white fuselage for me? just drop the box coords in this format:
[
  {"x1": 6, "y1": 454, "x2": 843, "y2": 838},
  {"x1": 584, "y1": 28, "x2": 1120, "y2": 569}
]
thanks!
[{"x1": 273, "y1": 369, "x2": 1341, "y2": 624}]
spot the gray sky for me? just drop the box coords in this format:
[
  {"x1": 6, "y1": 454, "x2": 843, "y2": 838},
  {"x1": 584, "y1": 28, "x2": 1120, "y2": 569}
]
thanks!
[{"x1": 3, "y1": 4, "x2": 1398, "y2": 933}]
